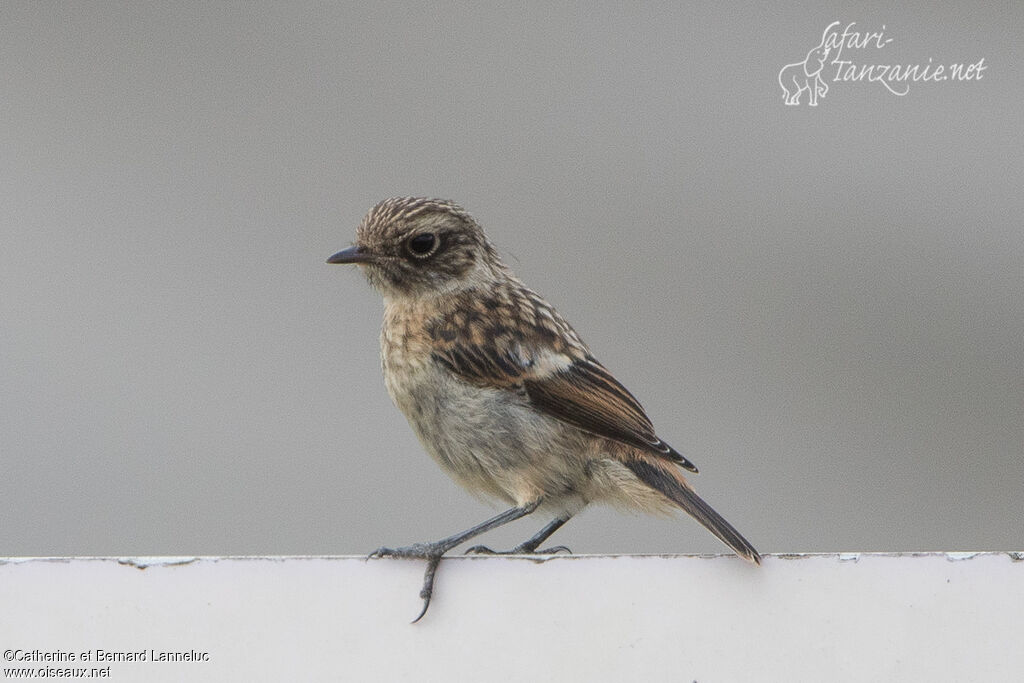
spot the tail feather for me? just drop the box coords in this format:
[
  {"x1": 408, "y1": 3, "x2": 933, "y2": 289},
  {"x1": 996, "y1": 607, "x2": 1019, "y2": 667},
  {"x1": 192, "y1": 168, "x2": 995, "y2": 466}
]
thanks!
[{"x1": 624, "y1": 457, "x2": 761, "y2": 564}]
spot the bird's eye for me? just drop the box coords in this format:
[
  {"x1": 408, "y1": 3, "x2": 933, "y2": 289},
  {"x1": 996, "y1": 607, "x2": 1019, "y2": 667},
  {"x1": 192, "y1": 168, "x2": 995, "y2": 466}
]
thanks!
[{"x1": 406, "y1": 233, "x2": 438, "y2": 258}]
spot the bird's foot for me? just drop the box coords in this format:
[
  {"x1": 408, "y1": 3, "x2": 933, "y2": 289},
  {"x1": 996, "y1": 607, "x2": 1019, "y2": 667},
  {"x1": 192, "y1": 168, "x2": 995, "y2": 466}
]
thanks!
[
  {"x1": 368, "y1": 543, "x2": 448, "y2": 623},
  {"x1": 465, "y1": 544, "x2": 572, "y2": 556}
]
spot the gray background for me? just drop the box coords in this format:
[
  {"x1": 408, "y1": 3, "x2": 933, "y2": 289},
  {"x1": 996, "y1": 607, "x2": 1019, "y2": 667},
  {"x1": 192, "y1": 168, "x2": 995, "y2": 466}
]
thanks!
[{"x1": 1, "y1": 2, "x2": 1020, "y2": 557}]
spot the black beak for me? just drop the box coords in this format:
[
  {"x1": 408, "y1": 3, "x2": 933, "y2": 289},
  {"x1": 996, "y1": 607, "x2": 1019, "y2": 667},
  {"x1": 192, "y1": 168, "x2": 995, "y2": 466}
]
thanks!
[{"x1": 326, "y1": 245, "x2": 375, "y2": 264}]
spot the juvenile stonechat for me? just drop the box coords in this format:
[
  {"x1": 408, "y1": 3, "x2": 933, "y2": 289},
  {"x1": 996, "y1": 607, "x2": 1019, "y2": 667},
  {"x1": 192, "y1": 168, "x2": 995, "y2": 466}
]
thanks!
[{"x1": 328, "y1": 197, "x2": 760, "y2": 620}]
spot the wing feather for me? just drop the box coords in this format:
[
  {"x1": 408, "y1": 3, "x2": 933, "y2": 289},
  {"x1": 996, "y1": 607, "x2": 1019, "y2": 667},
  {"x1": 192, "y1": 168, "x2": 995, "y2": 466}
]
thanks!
[
  {"x1": 525, "y1": 358, "x2": 698, "y2": 472},
  {"x1": 427, "y1": 289, "x2": 697, "y2": 472}
]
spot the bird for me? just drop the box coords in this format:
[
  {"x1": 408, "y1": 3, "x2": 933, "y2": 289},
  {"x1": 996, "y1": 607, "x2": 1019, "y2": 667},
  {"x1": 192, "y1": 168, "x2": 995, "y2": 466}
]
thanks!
[{"x1": 328, "y1": 196, "x2": 760, "y2": 621}]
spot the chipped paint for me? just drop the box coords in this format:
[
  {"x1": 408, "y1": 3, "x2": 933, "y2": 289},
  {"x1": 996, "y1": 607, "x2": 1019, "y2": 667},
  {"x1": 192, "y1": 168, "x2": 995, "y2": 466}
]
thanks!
[
  {"x1": 945, "y1": 552, "x2": 982, "y2": 562},
  {"x1": 117, "y1": 556, "x2": 200, "y2": 570}
]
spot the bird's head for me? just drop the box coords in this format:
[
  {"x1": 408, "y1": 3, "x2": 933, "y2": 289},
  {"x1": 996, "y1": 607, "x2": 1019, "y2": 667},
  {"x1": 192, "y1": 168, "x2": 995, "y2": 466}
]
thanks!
[{"x1": 328, "y1": 197, "x2": 502, "y2": 298}]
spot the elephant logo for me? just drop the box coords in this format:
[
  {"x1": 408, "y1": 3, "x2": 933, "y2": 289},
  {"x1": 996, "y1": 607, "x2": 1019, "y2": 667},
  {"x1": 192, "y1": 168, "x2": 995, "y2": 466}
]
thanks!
[{"x1": 779, "y1": 34, "x2": 833, "y2": 106}]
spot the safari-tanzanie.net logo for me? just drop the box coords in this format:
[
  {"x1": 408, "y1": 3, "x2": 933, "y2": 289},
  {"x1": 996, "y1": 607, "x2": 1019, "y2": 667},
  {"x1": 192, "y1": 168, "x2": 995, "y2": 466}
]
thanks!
[{"x1": 778, "y1": 21, "x2": 987, "y2": 106}]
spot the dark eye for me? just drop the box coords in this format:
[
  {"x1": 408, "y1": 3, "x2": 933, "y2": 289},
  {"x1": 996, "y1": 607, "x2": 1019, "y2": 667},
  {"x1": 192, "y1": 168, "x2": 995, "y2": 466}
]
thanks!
[{"x1": 406, "y1": 233, "x2": 437, "y2": 257}]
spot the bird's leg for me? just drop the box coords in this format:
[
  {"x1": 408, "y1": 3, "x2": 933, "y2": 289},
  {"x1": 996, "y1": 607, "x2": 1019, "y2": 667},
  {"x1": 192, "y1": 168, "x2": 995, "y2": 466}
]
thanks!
[
  {"x1": 369, "y1": 501, "x2": 540, "y2": 622},
  {"x1": 466, "y1": 515, "x2": 573, "y2": 555},
  {"x1": 369, "y1": 502, "x2": 542, "y2": 559}
]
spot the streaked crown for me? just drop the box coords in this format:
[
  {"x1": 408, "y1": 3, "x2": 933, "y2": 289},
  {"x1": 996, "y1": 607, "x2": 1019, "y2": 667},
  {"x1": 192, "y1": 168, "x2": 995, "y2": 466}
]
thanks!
[{"x1": 347, "y1": 197, "x2": 502, "y2": 296}]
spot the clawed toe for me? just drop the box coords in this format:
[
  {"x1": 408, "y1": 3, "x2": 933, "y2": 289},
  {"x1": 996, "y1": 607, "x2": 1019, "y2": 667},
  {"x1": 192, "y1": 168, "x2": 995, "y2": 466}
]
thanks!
[
  {"x1": 411, "y1": 555, "x2": 442, "y2": 624},
  {"x1": 368, "y1": 543, "x2": 440, "y2": 560},
  {"x1": 367, "y1": 544, "x2": 445, "y2": 623},
  {"x1": 463, "y1": 544, "x2": 572, "y2": 556},
  {"x1": 536, "y1": 545, "x2": 572, "y2": 555}
]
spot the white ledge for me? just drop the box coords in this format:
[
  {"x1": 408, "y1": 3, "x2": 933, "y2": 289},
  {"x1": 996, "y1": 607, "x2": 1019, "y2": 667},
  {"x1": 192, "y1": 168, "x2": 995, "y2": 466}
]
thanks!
[{"x1": 1, "y1": 553, "x2": 1021, "y2": 681}]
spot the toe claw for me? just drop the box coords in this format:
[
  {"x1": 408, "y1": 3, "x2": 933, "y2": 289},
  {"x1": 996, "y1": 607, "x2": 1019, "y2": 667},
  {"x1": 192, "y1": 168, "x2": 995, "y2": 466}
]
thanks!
[
  {"x1": 411, "y1": 555, "x2": 442, "y2": 624},
  {"x1": 538, "y1": 545, "x2": 572, "y2": 555},
  {"x1": 411, "y1": 598, "x2": 430, "y2": 624}
]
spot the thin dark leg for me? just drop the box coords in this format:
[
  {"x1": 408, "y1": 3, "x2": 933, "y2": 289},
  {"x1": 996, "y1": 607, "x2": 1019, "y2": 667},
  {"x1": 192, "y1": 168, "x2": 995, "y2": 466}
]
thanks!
[
  {"x1": 369, "y1": 501, "x2": 540, "y2": 622},
  {"x1": 466, "y1": 515, "x2": 573, "y2": 555}
]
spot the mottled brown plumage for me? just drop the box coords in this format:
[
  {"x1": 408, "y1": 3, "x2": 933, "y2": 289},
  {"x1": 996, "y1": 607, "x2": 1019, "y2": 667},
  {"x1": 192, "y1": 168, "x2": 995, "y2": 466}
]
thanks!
[
  {"x1": 328, "y1": 196, "x2": 759, "y2": 620},
  {"x1": 425, "y1": 285, "x2": 699, "y2": 471}
]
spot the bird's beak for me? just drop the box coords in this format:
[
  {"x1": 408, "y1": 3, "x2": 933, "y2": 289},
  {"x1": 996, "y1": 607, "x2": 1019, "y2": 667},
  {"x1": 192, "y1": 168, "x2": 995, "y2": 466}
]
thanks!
[{"x1": 326, "y1": 245, "x2": 375, "y2": 264}]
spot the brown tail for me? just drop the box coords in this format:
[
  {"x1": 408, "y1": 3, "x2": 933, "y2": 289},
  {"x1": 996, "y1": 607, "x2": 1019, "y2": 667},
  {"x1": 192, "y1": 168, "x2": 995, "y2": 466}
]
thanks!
[{"x1": 624, "y1": 457, "x2": 761, "y2": 564}]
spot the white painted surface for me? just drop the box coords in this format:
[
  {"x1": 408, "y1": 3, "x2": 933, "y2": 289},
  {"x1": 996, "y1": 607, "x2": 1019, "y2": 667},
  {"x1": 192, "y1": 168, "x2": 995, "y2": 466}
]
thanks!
[{"x1": 1, "y1": 553, "x2": 1021, "y2": 682}]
